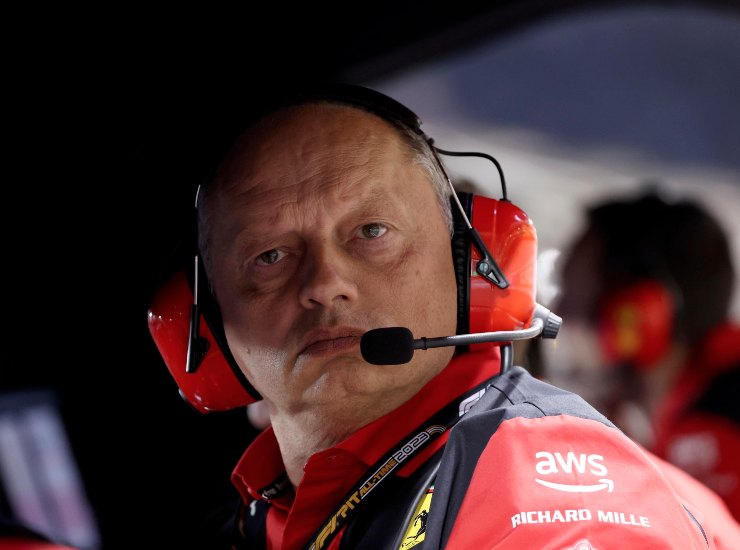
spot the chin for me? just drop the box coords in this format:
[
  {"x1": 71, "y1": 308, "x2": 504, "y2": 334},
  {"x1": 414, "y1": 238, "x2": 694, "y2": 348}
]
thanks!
[{"x1": 305, "y1": 358, "x2": 409, "y2": 401}]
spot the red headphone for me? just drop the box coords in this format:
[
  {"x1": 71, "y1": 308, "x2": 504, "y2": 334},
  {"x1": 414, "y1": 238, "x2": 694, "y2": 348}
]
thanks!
[
  {"x1": 597, "y1": 279, "x2": 675, "y2": 371},
  {"x1": 147, "y1": 85, "x2": 542, "y2": 413},
  {"x1": 462, "y1": 195, "x2": 538, "y2": 344}
]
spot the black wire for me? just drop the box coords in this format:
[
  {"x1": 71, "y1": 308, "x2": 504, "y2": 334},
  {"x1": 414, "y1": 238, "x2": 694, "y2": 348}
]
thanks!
[
  {"x1": 432, "y1": 146, "x2": 508, "y2": 201},
  {"x1": 390, "y1": 459, "x2": 441, "y2": 550}
]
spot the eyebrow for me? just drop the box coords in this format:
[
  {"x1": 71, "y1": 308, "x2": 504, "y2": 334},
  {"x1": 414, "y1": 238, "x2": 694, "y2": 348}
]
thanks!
[{"x1": 235, "y1": 189, "x2": 406, "y2": 249}]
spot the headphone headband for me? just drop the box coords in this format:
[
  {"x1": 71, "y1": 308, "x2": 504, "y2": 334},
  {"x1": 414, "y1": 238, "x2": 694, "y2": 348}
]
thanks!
[{"x1": 261, "y1": 83, "x2": 425, "y2": 136}]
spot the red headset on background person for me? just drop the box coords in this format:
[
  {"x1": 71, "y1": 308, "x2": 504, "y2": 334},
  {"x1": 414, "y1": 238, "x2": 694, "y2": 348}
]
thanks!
[
  {"x1": 598, "y1": 279, "x2": 676, "y2": 371},
  {"x1": 561, "y1": 189, "x2": 736, "y2": 373},
  {"x1": 146, "y1": 84, "x2": 561, "y2": 414}
]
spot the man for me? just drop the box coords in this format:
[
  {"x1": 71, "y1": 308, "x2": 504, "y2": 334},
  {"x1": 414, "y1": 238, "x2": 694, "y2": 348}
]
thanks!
[
  {"x1": 551, "y1": 190, "x2": 740, "y2": 522},
  {"x1": 148, "y1": 85, "x2": 719, "y2": 548}
]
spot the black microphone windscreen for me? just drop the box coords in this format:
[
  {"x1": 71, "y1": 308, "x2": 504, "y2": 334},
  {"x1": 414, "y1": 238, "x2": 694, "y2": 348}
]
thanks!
[{"x1": 360, "y1": 327, "x2": 415, "y2": 365}]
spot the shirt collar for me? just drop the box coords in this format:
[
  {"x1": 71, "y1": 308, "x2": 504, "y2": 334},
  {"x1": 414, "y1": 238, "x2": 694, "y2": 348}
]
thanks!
[{"x1": 231, "y1": 348, "x2": 501, "y2": 504}]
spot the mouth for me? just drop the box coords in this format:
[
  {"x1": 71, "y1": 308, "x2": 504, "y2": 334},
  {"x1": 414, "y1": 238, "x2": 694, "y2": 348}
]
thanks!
[{"x1": 300, "y1": 328, "x2": 365, "y2": 357}]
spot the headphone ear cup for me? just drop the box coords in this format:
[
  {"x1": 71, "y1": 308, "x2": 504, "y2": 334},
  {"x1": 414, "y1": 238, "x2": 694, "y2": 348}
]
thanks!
[
  {"x1": 473, "y1": 196, "x2": 538, "y2": 334},
  {"x1": 147, "y1": 269, "x2": 261, "y2": 412},
  {"x1": 466, "y1": 195, "x2": 538, "y2": 349},
  {"x1": 598, "y1": 280, "x2": 674, "y2": 370}
]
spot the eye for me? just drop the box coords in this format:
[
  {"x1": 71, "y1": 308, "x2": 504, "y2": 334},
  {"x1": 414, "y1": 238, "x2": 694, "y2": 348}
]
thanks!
[
  {"x1": 255, "y1": 249, "x2": 287, "y2": 266},
  {"x1": 360, "y1": 223, "x2": 387, "y2": 239}
]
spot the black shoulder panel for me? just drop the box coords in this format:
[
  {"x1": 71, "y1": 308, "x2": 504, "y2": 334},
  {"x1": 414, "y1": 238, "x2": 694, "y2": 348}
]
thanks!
[{"x1": 423, "y1": 367, "x2": 616, "y2": 549}]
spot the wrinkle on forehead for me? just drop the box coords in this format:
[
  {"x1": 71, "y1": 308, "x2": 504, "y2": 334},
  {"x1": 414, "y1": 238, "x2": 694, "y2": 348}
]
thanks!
[
  {"x1": 212, "y1": 151, "x2": 419, "y2": 252},
  {"x1": 212, "y1": 103, "x2": 412, "y2": 199},
  {"x1": 203, "y1": 104, "x2": 426, "y2": 259}
]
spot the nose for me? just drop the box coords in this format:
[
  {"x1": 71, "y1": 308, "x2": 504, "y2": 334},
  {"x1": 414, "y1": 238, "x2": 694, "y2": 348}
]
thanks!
[{"x1": 298, "y1": 244, "x2": 358, "y2": 309}]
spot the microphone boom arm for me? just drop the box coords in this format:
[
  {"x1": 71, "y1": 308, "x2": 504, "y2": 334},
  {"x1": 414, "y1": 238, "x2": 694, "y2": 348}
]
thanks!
[
  {"x1": 359, "y1": 304, "x2": 561, "y2": 366},
  {"x1": 415, "y1": 318, "x2": 544, "y2": 350}
]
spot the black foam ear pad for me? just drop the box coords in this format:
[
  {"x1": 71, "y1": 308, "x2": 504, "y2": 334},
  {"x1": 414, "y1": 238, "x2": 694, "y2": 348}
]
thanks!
[{"x1": 451, "y1": 192, "x2": 473, "y2": 342}]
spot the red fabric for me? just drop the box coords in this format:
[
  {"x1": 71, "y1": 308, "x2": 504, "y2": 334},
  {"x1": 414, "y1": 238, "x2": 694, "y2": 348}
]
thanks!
[
  {"x1": 445, "y1": 416, "x2": 716, "y2": 549},
  {"x1": 652, "y1": 323, "x2": 740, "y2": 521},
  {"x1": 230, "y1": 349, "x2": 500, "y2": 550},
  {"x1": 645, "y1": 445, "x2": 740, "y2": 550}
]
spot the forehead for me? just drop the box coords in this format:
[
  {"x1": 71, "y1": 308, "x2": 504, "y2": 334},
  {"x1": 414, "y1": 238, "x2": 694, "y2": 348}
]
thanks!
[
  {"x1": 213, "y1": 103, "x2": 413, "y2": 195},
  {"x1": 203, "y1": 103, "x2": 433, "y2": 233}
]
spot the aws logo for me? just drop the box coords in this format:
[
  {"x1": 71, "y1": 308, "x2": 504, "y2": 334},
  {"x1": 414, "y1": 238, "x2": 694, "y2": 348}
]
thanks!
[{"x1": 534, "y1": 451, "x2": 614, "y2": 493}]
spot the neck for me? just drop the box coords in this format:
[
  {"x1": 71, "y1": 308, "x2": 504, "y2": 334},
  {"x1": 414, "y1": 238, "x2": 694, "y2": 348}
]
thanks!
[{"x1": 269, "y1": 384, "x2": 429, "y2": 486}]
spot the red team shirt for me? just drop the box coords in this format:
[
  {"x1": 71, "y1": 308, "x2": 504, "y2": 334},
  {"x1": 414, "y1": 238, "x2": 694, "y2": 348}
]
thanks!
[
  {"x1": 230, "y1": 346, "x2": 737, "y2": 549},
  {"x1": 652, "y1": 323, "x2": 740, "y2": 523}
]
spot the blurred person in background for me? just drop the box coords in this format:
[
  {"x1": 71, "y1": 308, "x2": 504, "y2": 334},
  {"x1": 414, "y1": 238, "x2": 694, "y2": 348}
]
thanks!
[{"x1": 547, "y1": 187, "x2": 740, "y2": 521}]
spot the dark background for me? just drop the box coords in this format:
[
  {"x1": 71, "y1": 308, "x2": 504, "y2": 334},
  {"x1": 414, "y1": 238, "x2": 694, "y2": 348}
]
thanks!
[{"x1": 5, "y1": 1, "x2": 739, "y2": 548}]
